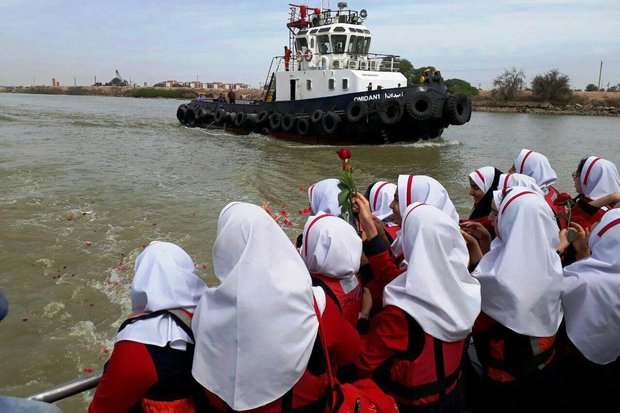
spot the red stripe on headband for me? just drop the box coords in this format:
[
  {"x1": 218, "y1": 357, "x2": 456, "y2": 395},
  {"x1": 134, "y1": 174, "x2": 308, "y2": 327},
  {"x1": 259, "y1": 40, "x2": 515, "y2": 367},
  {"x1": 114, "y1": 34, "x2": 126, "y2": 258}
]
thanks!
[
  {"x1": 372, "y1": 182, "x2": 390, "y2": 211},
  {"x1": 406, "y1": 175, "x2": 414, "y2": 206},
  {"x1": 474, "y1": 169, "x2": 485, "y2": 184},
  {"x1": 502, "y1": 173, "x2": 512, "y2": 191},
  {"x1": 597, "y1": 217, "x2": 620, "y2": 237},
  {"x1": 519, "y1": 150, "x2": 533, "y2": 174},
  {"x1": 402, "y1": 203, "x2": 426, "y2": 228},
  {"x1": 583, "y1": 157, "x2": 601, "y2": 185},
  {"x1": 303, "y1": 213, "x2": 331, "y2": 256},
  {"x1": 501, "y1": 191, "x2": 534, "y2": 215}
]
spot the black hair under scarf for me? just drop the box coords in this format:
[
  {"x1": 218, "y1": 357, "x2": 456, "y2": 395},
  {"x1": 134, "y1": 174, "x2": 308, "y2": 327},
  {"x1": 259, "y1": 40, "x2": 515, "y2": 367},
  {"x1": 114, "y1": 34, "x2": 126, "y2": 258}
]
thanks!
[{"x1": 469, "y1": 168, "x2": 503, "y2": 220}]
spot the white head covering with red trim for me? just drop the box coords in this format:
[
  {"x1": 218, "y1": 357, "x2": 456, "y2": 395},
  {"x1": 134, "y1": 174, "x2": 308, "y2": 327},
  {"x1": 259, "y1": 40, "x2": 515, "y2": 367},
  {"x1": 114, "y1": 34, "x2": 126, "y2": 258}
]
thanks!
[
  {"x1": 368, "y1": 181, "x2": 397, "y2": 222},
  {"x1": 562, "y1": 208, "x2": 620, "y2": 364},
  {"x1": 191, "y1": 202, "x2": 326, "y2": 411},
  {"x1": 396, "y1": 175, "x2": 459, "y2": 223},
  {"x1": 116, "y1": 241, "x2": 207, "y2": 351},
  {"x1": 383, "y1": 203, "x2": 481, "y2": 341},
  {"x1": 579, "y1": 156, "x2": 620, "y2": 200},
  {"x1": 469, "y1": 166, "x2": 496, "y2": 194},
  {"x1": 513, "y1": 148, "x2": 557, "y2": 194},
  {"x1": 497, "y1": 173, "x2": 545, "y2": 197},
  {"x1": 301, "y1": 213, "x2": 362, "y2": 280},
  {"x1": 308, "y1": 178, "x2": 342, "y2": 216},
  {"x1": 473, "y1": 186, "x2": 563, "y2": 336}
]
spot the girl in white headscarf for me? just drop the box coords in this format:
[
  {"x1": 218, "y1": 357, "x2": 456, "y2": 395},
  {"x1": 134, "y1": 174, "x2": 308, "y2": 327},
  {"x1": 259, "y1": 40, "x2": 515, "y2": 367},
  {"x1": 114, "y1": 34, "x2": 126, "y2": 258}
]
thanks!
[
  {"x1": 462, "y1": 166, "x2": 503, "y2": 238},
  {"x1": 90, "y1": 241, "x2": 208, "y2": 413},
  {"x1": 301, "y1": 212, "x2": 363, "y2": 326},
  {"x1": 558, "y1": 209, "x2": 620, "y2": 411},
  {"x1": 308, "y1": 178, "x2": 342, "y2": 216},
  {"x1": 191, "y1": 202, "x2": 360, "y2": 412},
  {"x1": 471, "y1": 187, "x2": 563, "y2": 413},
  {"x1": 511, "y1": 148, "x2": 558, "y2": 195},
  {"x1": 350, "y1": 201, "x2": 481, "y2": 412}
]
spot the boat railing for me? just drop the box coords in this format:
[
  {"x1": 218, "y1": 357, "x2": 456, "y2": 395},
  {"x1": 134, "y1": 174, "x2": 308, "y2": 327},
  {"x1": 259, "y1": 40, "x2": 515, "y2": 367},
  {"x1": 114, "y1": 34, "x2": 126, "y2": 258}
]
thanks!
[{"x1": 27, "y1": 369, "x2": 103, "y2": 403}]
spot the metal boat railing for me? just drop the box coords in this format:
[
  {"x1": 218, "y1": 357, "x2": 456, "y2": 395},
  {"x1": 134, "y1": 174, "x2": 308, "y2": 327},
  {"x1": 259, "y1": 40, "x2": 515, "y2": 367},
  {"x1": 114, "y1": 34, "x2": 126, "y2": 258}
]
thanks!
[{"x1": 27, "y1": 369, "x2": 103, "y2": 403}]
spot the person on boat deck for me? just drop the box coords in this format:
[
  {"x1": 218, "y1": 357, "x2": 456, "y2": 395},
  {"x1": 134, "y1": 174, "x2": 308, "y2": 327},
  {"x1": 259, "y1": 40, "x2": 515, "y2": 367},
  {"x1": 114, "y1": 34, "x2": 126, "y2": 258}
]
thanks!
[
  {"x1": 346, "y1": 199, "x2": 481, "y2": 413},
  {"x1": 366, "y1": 181, "x2": 400, "y2": 245},
  {"x1": 460, "y1": 166, "x2": 503, "y2": 238},
  {"x1": 227, "y1": 88, "x2": 236, "y2": 104},
  {"x1": 283, "y1": 45, "x2": 292, "y2": 71},
  {"x1": 190, "y1": 202, "x2": 361, "y2": 412},
  {"x1": 464, "y1": 187, "x2": 563, "y2": 413},
  {"x1": 89, "y1": 241, "x2": 208, "y2": 413},
  {"x1": 300, "y1": 212, "x2": 363, "y2": 327},
  {"x1": 367, "y1": 82, "x2": 373, "y2": 91},
  {"x1": 509, "y1": 148, "x2": 565, "y2": 225},
  {"x1": 557, "y1": 208, "x2": 620, "y2": 412}
]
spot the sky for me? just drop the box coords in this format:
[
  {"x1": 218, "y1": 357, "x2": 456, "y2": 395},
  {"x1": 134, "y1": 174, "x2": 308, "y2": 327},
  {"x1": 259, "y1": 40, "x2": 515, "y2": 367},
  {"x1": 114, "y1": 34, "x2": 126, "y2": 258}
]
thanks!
[{"x1": 1, "y1": 0, "x2": 619, "y2": 90}]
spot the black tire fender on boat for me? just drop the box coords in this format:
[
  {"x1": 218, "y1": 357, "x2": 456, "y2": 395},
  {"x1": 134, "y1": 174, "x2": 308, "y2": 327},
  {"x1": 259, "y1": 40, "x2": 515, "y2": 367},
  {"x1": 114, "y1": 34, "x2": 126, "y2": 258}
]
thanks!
[
  {"x1": 310, "y1": 109, "x2": 324, "y2": 124},
  {"x1": 346, "y1": 100, "x2": 368, "y2": 123},
  {"x1": 379, "y1": 98, "x2": 404, "y2": 125},
  {"x1": 176, "y1": 104, "x2": 188, "y2": 124},
  {"x1": 269, "y1": 112, "x2": 282, "y2": 130},
  {"x1": 281, "y1": 114, "x2": 296, "y2": 132},
  {"x1": 214, "y1": 109, "x2": 226, "y2": 124},
  {"x1": 296, "y1": 117, "x2": 310, "y2": 136},
  {"x1": 196, "y1": 107, "x2": 207, "y2": 124},
  {"x1": 186, "y1": 107, "x2": 198, "y2": 127},
  {"x1": 321, "y1": 111, "x2": 341, "y2": 135},
  {"x1": 226, "y1": 112, "x2": 236, "y2": 124},
  {"x1": 445, "y1": 93, "x2": 472, "y2": 125},
  {"x1": 407, "y1": 91, "x2": 436, "y2": 120},
  {"x1": 243, "y1": 116, "x2": 256, "y2": 133},
  {"x1": 256, "y1": 110, "x2": 269, "y2": 125},
  {"x1": 234, "y1": 112, "x2": 247, "y2": 128}
]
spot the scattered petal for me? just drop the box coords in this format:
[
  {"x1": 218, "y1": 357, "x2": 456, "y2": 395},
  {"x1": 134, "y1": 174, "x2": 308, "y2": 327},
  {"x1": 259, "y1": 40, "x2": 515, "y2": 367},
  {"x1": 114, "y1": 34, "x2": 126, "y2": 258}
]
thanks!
[
  {"x1": 151, "y1": 223, "x2": 157, "y2": 228},
  {"x1": 85, "y1": 242, "x2": 92, "y2": 247},
  {"x1": 298, "y1": 186, "x2": 304, "y2": 191},
  {"x1": 83, "y1": 368, "x2": 94, "y2": 374},
  {"x1": 303, "y1": 208, "x2": 310, "y2": 214},
  {"x1": 298, "y1": 210, "x2": 303, "y2": 215},
  {"x1": 21, "y1": 318, "x2": 28, "y2": 322}
]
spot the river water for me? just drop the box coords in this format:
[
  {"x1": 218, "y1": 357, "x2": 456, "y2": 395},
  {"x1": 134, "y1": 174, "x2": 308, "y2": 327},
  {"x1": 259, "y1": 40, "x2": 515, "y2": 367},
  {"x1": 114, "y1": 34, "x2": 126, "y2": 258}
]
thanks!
[{"x1": 1, "y1": 93, "x2": 619, "y2": 412}]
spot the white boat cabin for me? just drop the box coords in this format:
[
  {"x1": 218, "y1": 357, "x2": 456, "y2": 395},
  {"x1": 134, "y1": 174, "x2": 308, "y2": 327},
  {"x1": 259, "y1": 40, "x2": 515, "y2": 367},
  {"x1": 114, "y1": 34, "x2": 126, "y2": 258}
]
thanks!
[{"x1": 272, "y1": 3, "x2": 407, "y2": 102}]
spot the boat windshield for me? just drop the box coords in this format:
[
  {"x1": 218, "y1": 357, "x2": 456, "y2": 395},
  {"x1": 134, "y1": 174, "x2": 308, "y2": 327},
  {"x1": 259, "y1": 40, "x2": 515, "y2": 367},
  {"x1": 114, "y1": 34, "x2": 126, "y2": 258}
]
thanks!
[
  {"x1": 296, "y1": 37, "x2": 308, "y2": 51},
  {"x1": 332, "y1": 35, "x2": 346, "y2": 54},
  {"x1": 317, "y1": 35, "x2": 332, "y2": 54}
]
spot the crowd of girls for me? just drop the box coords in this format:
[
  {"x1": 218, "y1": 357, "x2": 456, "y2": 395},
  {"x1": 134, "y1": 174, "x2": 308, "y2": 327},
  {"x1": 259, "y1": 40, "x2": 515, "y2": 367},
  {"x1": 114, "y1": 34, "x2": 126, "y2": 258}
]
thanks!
[{"x1": 88, "y1": 148, "x2": 620, "y2": 413}]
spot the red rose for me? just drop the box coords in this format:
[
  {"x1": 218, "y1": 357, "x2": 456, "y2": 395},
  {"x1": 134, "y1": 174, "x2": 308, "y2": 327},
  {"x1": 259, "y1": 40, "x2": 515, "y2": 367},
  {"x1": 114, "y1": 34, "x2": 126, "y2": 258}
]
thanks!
[
  {"x1": 554, "y1": 193, "x2": 573, "y2": 205},
  {"x1": 336, "y1": 148, "x2": 352, "y2": 160}
]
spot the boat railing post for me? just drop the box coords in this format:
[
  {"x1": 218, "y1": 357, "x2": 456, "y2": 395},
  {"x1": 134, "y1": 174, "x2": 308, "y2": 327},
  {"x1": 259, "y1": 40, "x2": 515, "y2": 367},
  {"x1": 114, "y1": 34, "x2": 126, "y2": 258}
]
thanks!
[{"x1": 27, "y1": 370, "x2": 103, "y2": 403}]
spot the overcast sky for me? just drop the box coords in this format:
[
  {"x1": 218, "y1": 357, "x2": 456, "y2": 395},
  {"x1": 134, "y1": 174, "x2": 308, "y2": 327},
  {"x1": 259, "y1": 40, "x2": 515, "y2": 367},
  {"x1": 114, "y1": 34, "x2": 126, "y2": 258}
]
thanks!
[{"x1": 1, "y1": 0, "x2": 619, "y2": 89}]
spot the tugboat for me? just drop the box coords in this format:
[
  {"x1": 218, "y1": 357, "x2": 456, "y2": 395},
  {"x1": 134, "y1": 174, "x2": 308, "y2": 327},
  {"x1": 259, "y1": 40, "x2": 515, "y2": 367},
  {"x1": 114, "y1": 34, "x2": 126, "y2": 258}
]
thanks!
[{"x1": 176, "y1": 2, "x2": 472, "y2": 145}]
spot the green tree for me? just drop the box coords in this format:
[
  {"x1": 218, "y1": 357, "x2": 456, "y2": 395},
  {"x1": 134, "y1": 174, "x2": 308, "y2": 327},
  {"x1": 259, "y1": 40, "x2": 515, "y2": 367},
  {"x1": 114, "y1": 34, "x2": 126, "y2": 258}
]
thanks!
[
  {"x1": 493, "y1": 67, "x2": 525, "y2": 100},
  {"x1": 585, "y1": 83, "x2": 598, "y2": 92},
  {"x1": 445, "y1": 78, "x2": 479, "y2": 96},
  {"x1": 531, "y1": 69, "x2": 572, "y2": 103}
]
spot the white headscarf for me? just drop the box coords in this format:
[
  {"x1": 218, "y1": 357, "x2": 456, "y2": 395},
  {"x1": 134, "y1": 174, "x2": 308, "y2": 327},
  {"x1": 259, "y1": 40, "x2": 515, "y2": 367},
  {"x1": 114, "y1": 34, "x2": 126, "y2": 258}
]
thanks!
[
  {"x1": 473, "y1": 187, "x2": 563, "y2": 336},
  {"x1": 579, "y1": 156, "x2": 620, "y2": 200},
  {"x1": 191, "y1": 202, "x2": 326, "y2": 411},
  {"x1": 397, "y1": 175, "x2": 459, "y2": 223},
  {"x1": 469, "y1": 166, "x2": 497, "y2": 194},
  {"x1": 497, "y1": 173, "x2": 545, "y2": 197},
  {"x1": 308, "y1": 178, "x2": 342, "y2": 216},
  {"x1": 384, "y1": 203, "x2": 481, "y2": 342},
  {"x1": 562, "y1": 209, "x2": 620, "y2": 364},
  {"x1": 368, "y1": 181, "x2": 397, "y2": 222},
  {"x1": 513, "y1": 148, "x2": 557, "y2": 194},
  {"x1": 116, "y1": 241, "x2": 207, "y2": 351},
  {"x1": 301, "y1": 212, "x2": 362, "y2": 281}
]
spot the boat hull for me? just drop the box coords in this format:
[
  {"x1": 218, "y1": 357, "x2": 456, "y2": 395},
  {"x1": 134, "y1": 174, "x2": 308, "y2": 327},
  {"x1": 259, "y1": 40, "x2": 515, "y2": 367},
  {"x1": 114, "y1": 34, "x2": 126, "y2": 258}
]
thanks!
[{"x1": 176, "y1": 85, "x2": 471, "y2": 145}]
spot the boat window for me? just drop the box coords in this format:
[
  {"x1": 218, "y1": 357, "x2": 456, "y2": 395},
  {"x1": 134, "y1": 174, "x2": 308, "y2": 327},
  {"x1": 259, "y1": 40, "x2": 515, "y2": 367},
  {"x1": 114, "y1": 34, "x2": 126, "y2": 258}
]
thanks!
[
  {"x1": 334, "y1": 26, "x2": 346, "y2": 32},
  {"x1": 361, "y1": 37, "x2": 371, "y2": 54},
  {"x1": 331, "y1": 35, "x2": 346, "y2": 54},
  {"x1": 342, "y1": 78, "x2": 349, "y2": 90},
  {"x1": 328, "y1": 78, "x2": 335, "y2": 90},
  {"x1": 353, "y1": 36, "x2": 365, "y2": 54},
  {"x1": 307, "y1": 79, "x2": 312, "y2": 90},
  {"x1": 310, "y1": 38, "x2": 315, "y2": 48},
  {"x1": 347, "y1": 35, "x2": 357, "y2": 53},
  {"x1": 363, "y1": 29, "x2": 371, "y2": 34},
  {"x1": 355, "y1": 28, "x2": 364, "y2": 33},
  {"x1": 298, "y1": 30, "x2": 308, "y2": 35},
  {"x1": 317, "y1": 35, "x2": 331, "y2": 54},
  {"x1": 296, "y1": 38, "x2": 308, "y2": 51},
  {"x1": 348, "y1": 28, "x2": 356, "y2": 32},
  {"x1": 318, "y1": 27, "x2": 330, "y2": 33},
  {"x1": 309, "y1": 29, "x2": 318, "y2": 34}
]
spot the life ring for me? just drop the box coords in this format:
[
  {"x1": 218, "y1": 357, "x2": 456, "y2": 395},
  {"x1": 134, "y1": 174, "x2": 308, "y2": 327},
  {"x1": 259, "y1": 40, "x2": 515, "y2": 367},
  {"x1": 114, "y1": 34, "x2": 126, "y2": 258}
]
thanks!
[
  {"x1": 281, "y1": 114, "x2": 296, "y2": 132},
  {"x1": 321, "y1": 111, "x2": 341, "y2": 135},
  {"x1": 310, "y1": 109, "x2": 324, "y2": 124},
  {"x1": 304, "y1": 49, "x2": 313, "y2": 62},
  {"x1": 444, "y1": 93, "x2": 472, "y2": 125},
  {"x1": 379, "y1": 99, "x2": 404, "y2": 125},
  {"x1": 176, "y1": 104, "x2": 188, "y2": 124},
  {"x1": 269, "y1": 112, "x2": 282, "y2": 130},
  {"x1": 407, "y1": 91, "x2": 436, "y2": 120},
  {"x1": 346, "y1": 101, "x2": 368, "y2": 123},
  {"x1": 296, "y1": 117, "x2": 310, "y2": 136}
]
